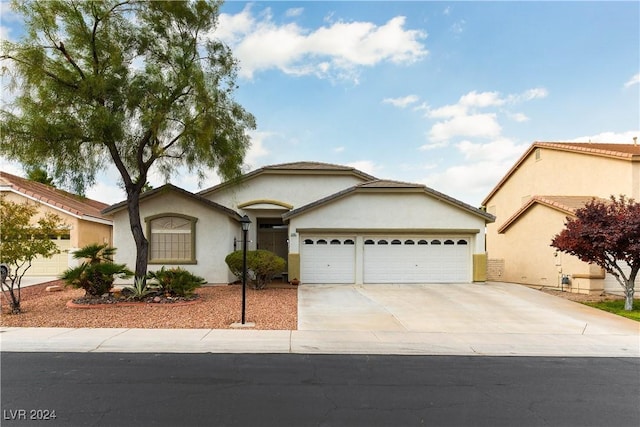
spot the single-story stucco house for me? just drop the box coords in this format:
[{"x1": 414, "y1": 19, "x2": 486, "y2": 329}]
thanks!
[
  {"x1": 103, "y1": 162, "x2": 495, "y2": 285},
  {"x1": 0, "y1": 171, "x2": 113, "y2": 275}
]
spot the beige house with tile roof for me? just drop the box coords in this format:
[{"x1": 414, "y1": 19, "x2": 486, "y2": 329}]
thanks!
[
  {"x1": 482, "y1": 142, "x2": 640, "y2": 294},
  {"x1": 0, "y1": 171, "x2": 112, "y2": 276}
]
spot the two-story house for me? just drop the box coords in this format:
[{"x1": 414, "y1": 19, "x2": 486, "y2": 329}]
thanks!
[{"x1": 482, "y1": 142, "x2": 640, "y2": 294}]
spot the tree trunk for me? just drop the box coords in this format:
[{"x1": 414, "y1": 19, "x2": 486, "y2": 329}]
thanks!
[
  {"x1": 624, "y1": 284, "x2": 634, "y2": 311},
  {"x1": 624, "y1": 267, "x2": 638, "y2": 311},
  {"x1": 126, "y1": 191, "x2": 149, "y2": 280}
]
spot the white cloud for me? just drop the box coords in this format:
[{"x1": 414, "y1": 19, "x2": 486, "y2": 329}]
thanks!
[
  {"x1": 417, "y1": 138, "x2": 527, "y2": 205},
  {"x1": 507, "y1": 112, "x2": 529, "y2": 122},
  {"x1": 85, "y1": 179, "x2": 126, "y2": 205},
  {"x1": 346, "y1": 160, "x2": 379, "y2": 176},
  {"x1": 426, "y1": 91, "x2": 504, "y2": 119},
  {"x1": 508, "y1": 87, "x2": 549, "y2": 103},
  {"x1": 460, "y1": 91, "x2": 505, "y2": 108},
  {"x1": 418, "y1": 141, "x2": 448, "y2": 151},
  {"x1": 421, "y1": 159, "x2": 513, "y2": 206},
  {"x1": 285, "y1": 8, "x2": 304, "y2": 18},
  {"x1": 624, "y1": 73, "x2": 640, "y2": 88},
  {"x1": 564, "y1": 130, "x2": 640, "y2": 144},
  {"x1": 243, "y1": 130, "x2": 271, "y2": 169},
  {"x1": 214, "y1": 6, "x2": 428, "y2": 81},
  {"x1": 333, "y1": 146, "x2": 345, "y2": 153},
  {"x1": 424, "y1": 88, "x2": 547, "y2": 142},
  {"x1": 0, "y1": 2, "x2": 19, "y2": 42},
  {"x1": 455, "y1": 138, "x2": 528, "y2": 162},
  {"x1": 0, "y1": 157, "x2": 25, "y2": 176},
  {"x1": 0, "y1": 25, "x2": 9, "y2": 41},
  {"x1": 382, "y1": 94, "x2": 419, "y2": 108},
  {"x1": 429, "y1": 113, "x2": 501, "y2": 142}
]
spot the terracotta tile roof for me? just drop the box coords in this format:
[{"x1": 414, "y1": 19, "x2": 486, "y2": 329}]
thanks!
[
  {"x1": 534, "y1": 195, "x2": 607, "y2": 213},
  {"x1": 0, "y1": 171, "x2": 111, "y2": 223},
  {"x1": 534, "y1": 142, "x2": 640, "y2": 158},
  {"x1": 497, "y1": 195, "x2": 608, "y2": 233},
  {"x1": 482, "y1": 141, "x2": 639, "y2": 205}
]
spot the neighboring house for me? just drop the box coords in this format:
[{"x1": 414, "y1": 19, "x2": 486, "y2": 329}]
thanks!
[
  {"x1": 103, "y1": 162, "x2": 495, "y2": 285},
  {"x1": 482, "y1": 142, "x2": 640, "y2": 294},
  {"x1": 0, "y1": 171, "x2": 113, "y2": 276}
]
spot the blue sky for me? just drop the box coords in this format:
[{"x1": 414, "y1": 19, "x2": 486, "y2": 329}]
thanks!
[{"x1": 1, "y1": 1, "x2": 639, "y2": 207}]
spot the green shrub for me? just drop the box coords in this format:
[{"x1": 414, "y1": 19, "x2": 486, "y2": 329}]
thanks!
[
  {"x1": 61, "y1": 244, "x2": 133, "y2": 297},
  {"x1": 147, "y1": 267, "x2": 206, "y2": 297},
  {"x1": 225, "y1": 249, "x2": 286, "y2": 290}
]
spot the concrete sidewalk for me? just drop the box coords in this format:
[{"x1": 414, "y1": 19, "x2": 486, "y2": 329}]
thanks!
[
  {"x1": 1, "y1": 326, "x2": 638, "y2": 357},
  {"x1": 2, "y1": 282, "x2": 638, "y2": 357}
]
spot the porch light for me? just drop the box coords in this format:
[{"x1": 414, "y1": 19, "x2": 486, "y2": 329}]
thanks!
[{"x1": 240, "y1": 214, "x2": 251, "y2": 232}]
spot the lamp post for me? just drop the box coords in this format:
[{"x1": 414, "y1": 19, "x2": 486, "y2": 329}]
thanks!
[{"x1": 240, "y1": 214, "x2": 251, "y2": 324}]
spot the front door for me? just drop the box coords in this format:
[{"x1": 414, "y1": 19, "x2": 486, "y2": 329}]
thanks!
[{"x1": 257, "y1": 219, "x2": 289, "y2": 270}]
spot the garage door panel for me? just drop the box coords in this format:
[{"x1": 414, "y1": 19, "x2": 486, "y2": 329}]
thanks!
[
  {"x1": 364, "y1": 237, "x2": 470, "y2": 283},
  {"x1": 301, "y1": 237, "x2": 355, "y2": 284}
]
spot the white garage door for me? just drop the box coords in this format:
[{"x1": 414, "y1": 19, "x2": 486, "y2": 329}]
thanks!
[
  {"x1": 301, "y1": 237, "x2": 355, "y2": 284},
  {"x1": 364, "y1": 237, "x2": 470, "y2": 283}
]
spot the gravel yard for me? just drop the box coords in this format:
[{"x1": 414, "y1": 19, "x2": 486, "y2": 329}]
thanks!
[
  {"x1": 1, "y1": 280, "x2": 623, "y2": 331},
  {"x1": 1, "y1": 280, "x2": 297, "y2": 330}
]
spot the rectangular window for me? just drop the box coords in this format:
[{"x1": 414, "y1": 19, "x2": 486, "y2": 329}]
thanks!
[{"x1": 148, "y1": 216, "x2": 196, "y2": 263}]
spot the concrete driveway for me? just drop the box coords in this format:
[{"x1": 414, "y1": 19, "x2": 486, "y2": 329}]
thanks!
[{"x1": 298, "y1": 282, "x2": 639, "y2": 336}]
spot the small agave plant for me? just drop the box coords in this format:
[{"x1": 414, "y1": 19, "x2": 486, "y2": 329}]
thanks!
[{"x1": 124, "y1": 276, "x2": 154, "y2": 300}]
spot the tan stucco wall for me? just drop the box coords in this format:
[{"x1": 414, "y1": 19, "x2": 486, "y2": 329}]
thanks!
[
  {"x1": 485, "y1": 147, "x2": 638, "y2": 293},
  {"x1": 486, "y1": 149, "x2": 637, "y2": 224},
  {"x1": 2, "y1": 191, "x2": 75, "y2": 237},
  {"x1": 488, "y1": 203, "x2": 598, "y2": 292},
  {"x1": 76, "y1": 220, "x2": 112, "y2": 247},
  {"x1": 473, "y1": 254, "x2": 487, "y2": 282}
]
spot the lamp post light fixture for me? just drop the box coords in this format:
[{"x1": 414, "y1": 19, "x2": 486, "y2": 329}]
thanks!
[{"x1": 240, "y1": 214, "x2": 251, "y2": 325}]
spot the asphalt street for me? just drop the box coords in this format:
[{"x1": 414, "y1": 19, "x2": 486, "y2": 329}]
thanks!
[{"x1": 1, "y1": 353, "x2": 638, "y2": 427}]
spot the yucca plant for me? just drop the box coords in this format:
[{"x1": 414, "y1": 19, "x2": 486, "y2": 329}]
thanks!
[{"x1": 61, "y1": 244, "x2": 132, "y2": 297}]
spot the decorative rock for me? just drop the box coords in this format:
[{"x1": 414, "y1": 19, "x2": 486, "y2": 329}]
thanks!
[
  {"x1": 153, "y1": 296, "x2": 162, "y2": 303},
  {"x1": 45, "y1": 285, "x2": 62, "y2": 292}
]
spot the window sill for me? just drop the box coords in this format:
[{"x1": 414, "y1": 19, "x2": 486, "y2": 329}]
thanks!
[{"x1": 149, "y1": 260, "x2": 198, "y2": 265}]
